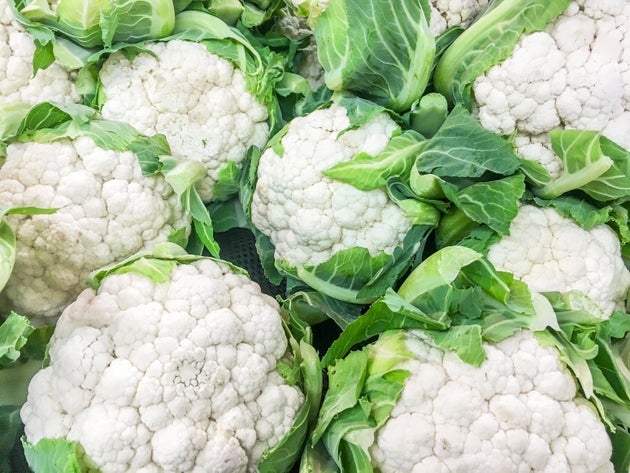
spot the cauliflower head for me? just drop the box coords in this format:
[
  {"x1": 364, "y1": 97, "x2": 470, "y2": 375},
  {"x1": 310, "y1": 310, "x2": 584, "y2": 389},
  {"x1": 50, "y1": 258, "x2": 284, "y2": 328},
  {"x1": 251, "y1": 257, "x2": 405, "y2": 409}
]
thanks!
[
  {"x1": 20, "y1": 257, "x2": 304, "y2": 473},
  {"x1": 98, "y1": 39, "x2": 269, "y2": 201},
  {"x1": 429, "y1": 0, "x2": 490, "y2": 36},
  {"x1": 486, "y1": 205, "x2": 630, "y2": 317},
  {"x1": 472, "y1": 0, "x2": 629, "y2": 177},
  {"x1": 0, "y1": 0, "x2": 79, "y2": 104},
  {"x1": 0, "y1": 136, "x2": 190, "y2": 321},
  {"x1": 250, "y1": 103, "x2": 413, "y2": 268},
  {"x1": 370, "y1": 329, "x2": 613, "y2": 472}
]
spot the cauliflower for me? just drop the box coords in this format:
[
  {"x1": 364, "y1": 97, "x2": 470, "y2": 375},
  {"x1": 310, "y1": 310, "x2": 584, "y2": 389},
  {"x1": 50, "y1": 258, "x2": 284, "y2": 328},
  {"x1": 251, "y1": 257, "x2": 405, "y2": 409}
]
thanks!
[
  {"x1": 486, "y1": 205, "x2": 630, "y2": 317},
  {"x1": 98, "y1": 39, "x2": 269, "y2": 201},
  {"x1": 250, "y1": 102, "x2": 412, "y2": 268},
  {"x1": 429, "y1": 0, "x2": 490, "y2": 36},
  {"x1": 368, "y1": 329, "x2": 613, "y2": 472},
  {"x1": 0, "y1": 135, "x2": 190, "y2": 321},
  {"x1": 472, "y1": 0, "x2": 629, "y2": 177},
  {"x1": 0, "y1": 0, "x2": 79, "y2": 104},
  {"x1": 20, "y1": 252, "x2": 305, "y2": 473}
]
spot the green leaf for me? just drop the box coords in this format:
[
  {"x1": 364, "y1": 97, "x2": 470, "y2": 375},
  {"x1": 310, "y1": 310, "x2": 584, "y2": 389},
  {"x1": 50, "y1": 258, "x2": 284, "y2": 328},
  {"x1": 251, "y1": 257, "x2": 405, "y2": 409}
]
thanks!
[
  {"x1": 281, "y1": 226, "x2": 429, "y2": 305},
  {"x1": 323, "y1": 130, "x2": 425, "y2": 191},
  {"x1": 426, "y1": 324, "x2": 484, "y2": 366},
  {"x1": 533, "y1": 131, "x2": 630, "y2": 202},
  {"x1": 258, "y1": 398, "x2": 311, "y2": 473},
  {"x1": 314, "y1": 0, "x2": 435, "y2": 112},
  {"x1": 444, "y1": 174, "x2": 525, "y2": 235},
  {"x1": 416, "y1": 104, "x2": 522, "y2": 178},
  {"x1": 283, "y1": 290, "x2": 363, "y2": 328},
  {"x1": 406, "y1": 92, "x2": 448, "y2": 138},
  {"x1": 16, "y1": 0, "x2": 175, "y2": 48},
  {"x1": 321, "y1": 289, "x2": 449, "y2": 367},
  {"x1": 433, "y1": 0, "x2": 570, "y2": 107},
  {"x1": 312, "y1": 349, "x2": 369, "y2": 443},
  {"x1": 610, "y1": 426, "x2": 630, "y2": 473},
  {"x1": 0, "y1": 405, "x2": 22, "y2": 472},
  {"x1": 0, "y1": 312, "x2": 34, "y2": 366},
  {"x1": 100, "y1": 0, "x2": 176, "y2": 46},
  {"x1": 22, "y1": 437, "x2": 97, "y2": 473}
]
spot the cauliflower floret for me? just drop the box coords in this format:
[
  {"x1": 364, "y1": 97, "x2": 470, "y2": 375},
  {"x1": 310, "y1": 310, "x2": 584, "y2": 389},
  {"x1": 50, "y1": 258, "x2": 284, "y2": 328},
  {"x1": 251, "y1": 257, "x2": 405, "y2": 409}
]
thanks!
[
  {"x1": 486, "y1": 205, "x2": 630, "y2": 317},
  {"x1": 0, "y1": 136, "x2": 190, "y2": 321},
  {"x1": 250, "y1": 103, "x2": 413, "y2": 267},
  {"x1": 473, "y1": 0, "x2": 630, "y2": 175},
  {"x1": 429, "y1": 0, "x2": 490, "y2": 36},
  {"x1": 98, "y1": 40, "x2": 269, "y2": 201},
  {"x1": 21, "y1": 259, "x2": 304, "y2": 473},
  {"x1": 0, "y1": 0, "x2": 78, "y2": 104},
  {"x1": 370, "y1": 330, "x2": 613, "y2": 473}
]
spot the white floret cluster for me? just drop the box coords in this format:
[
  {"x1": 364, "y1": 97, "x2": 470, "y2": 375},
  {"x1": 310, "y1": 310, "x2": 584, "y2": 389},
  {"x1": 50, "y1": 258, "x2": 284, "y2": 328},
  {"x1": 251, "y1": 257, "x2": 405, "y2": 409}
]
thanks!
[
  {"x1": 370, "y1": 330, "x2": 613, "y2": 473},
  {"x1": 99, "y1": 40, "x2": 269, "y2": 201},
  {"x1": 486, "y1": 205, "x2": 630, "y2": 317},
  {"x1": 473, "y1": 0, "x2": 629, "y2": 177},
  {"x1": 429, "y1": 0, "x2": 489, "y2": 36},
  {"x1": 0, "y1": 136, "x2": 190, "y2": 321},
  {"x1": 21, "y1": 259, "x2": 304, "y2": 473},
  {"x1": 251, "y1": 103, "x2": 412, "y2": 267},
  {"x1": 0, "y1": 0, "x2": 78, "y2": 104}
]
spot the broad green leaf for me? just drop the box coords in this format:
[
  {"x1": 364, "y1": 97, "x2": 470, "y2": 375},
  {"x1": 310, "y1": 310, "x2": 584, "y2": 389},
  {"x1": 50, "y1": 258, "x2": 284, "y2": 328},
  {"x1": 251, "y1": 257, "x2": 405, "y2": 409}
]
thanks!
[
  {"x1": 444, "y1": 174, "x2": 525, "y2": 235},
  {"x1": 337, "y1": 96, "x2": 388, "y2": 131},
  {"x1": 433, "y1": 0, "x2": 570, "y2": 107},
  {"x1": 22, "y1": 437, "x2": 97, "y2": 473},
  {"x1": 397, "y1": 245, "x2": 482, "y2": 305},
  {"x1": 0, "y1": 405, "x2": 22, "y2": 472},
  {"x1": 321, "y1": 289, "x2": 449, "y2": 367},
  {"x1": 280, "y1": 226, "x2": 430, "y2": 305},
  {"x1": 285, "y1": 248, "x2": 390, "y2": 305},
  {"x1": 283, "y1": 290, "x2": 363, "y2": 328},
  {"x1": 0, "y1": 103, "x2": 32, "y2": 140},
  {"x1": 407, "y1": 92, "x2": 448, "y2": 138},
  {"x1": 315, "y1": 0, "x2": 435, "y2": 112},
  {"x1": 258, "y1": 398, "x2": 311, "y2": 473},
  {"x1": 610, "y1": 426, "x2": 630, "y2": 473},
  {"x1": 426, "y1": 324, "x2": 484, "y2": 366},
  {"x1": 312, "y1": 349, "x2": 369, "y2": 443},
  {"x1": 15, "y1": 0, "x2": 175, "y2": 48},
  {"x1": 0, "y1": 312, "x2": 33, "y2": 366},
  {"x1": 534, "y1": 131, "x2": 630, "y2": 202},
  {"x1": 100, "y1": 0, "x2": 175, "y2": 46},
  {"x1": 87, "y1": 241, "x2": 241, "y2": 288},
  {"x1": 323, "y1": 130, "x2": 425, "y2": 191},
  {"x1": 415, "y1": 104, "x2": 522, "y2": 178}
]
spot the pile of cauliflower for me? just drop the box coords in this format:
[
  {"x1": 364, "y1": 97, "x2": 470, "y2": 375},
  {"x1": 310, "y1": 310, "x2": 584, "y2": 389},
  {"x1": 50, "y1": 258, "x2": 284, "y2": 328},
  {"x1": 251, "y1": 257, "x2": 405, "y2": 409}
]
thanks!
[{"x1": 1, "y1": 0, "x2": 629, "y2": 472}]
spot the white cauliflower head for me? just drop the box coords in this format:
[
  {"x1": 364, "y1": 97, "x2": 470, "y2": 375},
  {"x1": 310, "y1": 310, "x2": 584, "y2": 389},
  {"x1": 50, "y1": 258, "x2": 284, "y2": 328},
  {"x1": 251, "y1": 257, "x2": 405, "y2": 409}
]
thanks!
[
  {"x1": 0, "y1": 136, "x2": 190, "y2": 321},
  {"x1": 486, "y1": 205, "x2": 630, "y2": 317},
  {"x1": 98, "y1": 39, "x2": 269, "y2": 201},
  {"x1": 250, "y1": 103, "x2": 413, "y2": 268},
  {"x1": 0, "y1": 0, "x2": 79, "y2": 104},
  {"x1": 370, "y1": 329, "x2": 613, "y2": 472},
  {"x1": 20, "y1": 258, "x2": 304, "y2": 473},
  {"x1": 472, "y1": 0, "x2": 629, "y2": 177},
  {"x1": 429, "y1": 0, "x2": 490, "y2": 36}
]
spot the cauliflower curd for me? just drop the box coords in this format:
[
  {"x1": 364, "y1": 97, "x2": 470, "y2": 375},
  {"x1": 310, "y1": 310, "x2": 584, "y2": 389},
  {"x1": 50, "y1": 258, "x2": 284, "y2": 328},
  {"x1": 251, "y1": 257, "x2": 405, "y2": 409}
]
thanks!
[
  {"x1": 473, "y1": 0, "x2": 630, "y2": 177},
  {"x1": 0, "y1": 0, "x2": 78, "y2": 104},
  {"x1": 486, "y1": 205, "x2": 630, "y2": 317},
  {"x1": 371, "y1": 330, "x2": 613, "y2": 472},
  {"x1": 21, "y1": 257, "x2": 304, "y2": 473},
  {"x1": 251, "y1": 103, "x2": 412, "y2": 267},
  {"x1": 0, "y1": 136, "x2": 189, "y2": 321},
  {"x1": 99, "y1": 39, "x2": 269, "y2": 201}
]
